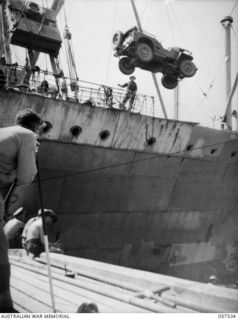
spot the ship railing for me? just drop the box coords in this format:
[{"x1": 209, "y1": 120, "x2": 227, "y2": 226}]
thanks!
[{"x1": 0, "y1": 64, "x2": 155, "y2": 117}]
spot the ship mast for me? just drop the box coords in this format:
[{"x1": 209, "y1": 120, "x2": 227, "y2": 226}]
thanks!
[
  {"x1": 130, "y1": 0, "x2": 168, "y2": 119},
  {"x1": 220, "y1": 16, "x2": 233, "y2": 130}
]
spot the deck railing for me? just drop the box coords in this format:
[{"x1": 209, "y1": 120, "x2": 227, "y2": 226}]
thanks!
[{"x1": 0, "y1": 64, "x2": 155, "y2": 117}]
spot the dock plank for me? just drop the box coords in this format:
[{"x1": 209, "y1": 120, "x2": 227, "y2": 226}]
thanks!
[
  {"x1": 11, "y1": 262, "x2": 148, "y2": 313},
  {"x1": 11, "y1": 287, "x2": 53, "y2": 313}
]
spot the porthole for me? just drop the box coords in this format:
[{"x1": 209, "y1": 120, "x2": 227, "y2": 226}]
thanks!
[
  {"x1": 70, "y1": 125, "x2": 82, "y2": 137},
  {"x1": 210, "y1": 148, "x2": 217, "y2": 155},
  {"x1": 231, "y1": 151, "x2": 237, "y2": 158},
  {"x1": 146, "y1": 137, "x2": 156, "y2": 146},
  {"x1": 40, "y1": 121, "x2": 52, "y2": 134},
  {"x1": 99, "y1": 130, "x2": 110, "y2": 140}
]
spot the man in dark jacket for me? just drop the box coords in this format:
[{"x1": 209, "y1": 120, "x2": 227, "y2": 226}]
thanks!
[{"x1": 118, "y1": 76, "x2": 137, "y2": 111}]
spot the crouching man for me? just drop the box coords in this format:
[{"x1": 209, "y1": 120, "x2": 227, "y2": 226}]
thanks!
[{"x1": 26, "y1": 209, "x2": 63, "y2": 257}]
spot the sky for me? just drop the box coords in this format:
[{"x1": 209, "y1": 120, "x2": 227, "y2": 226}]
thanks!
[{"x1": 12, "y1": 0, "x2": 238, "y2": 128}]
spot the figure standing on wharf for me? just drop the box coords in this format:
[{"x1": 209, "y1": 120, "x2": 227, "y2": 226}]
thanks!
[{"x1": 0, "y1": 108, "x2": 41, "y2": 313}]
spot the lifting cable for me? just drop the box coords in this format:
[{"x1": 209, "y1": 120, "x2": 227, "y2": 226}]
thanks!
[
  {"x1": 169, "y1": 3, "x2": 187, "y2": 47},
  {"x1": 139, "y1": 0, "x2": 151, "y2": 21},
  {"x1": 63, "y1": 7, "x2": 79, "y2": 83},
  {"x1": 16, "y1": 0, "x2": 33, "y2": 33},
  {"x1": 105, "y1": 0, "x2": 118, "y2": 84},
  {"x1": 229, "y1": 0, "x2": 238, "y2": 16},
  {"x1": 36, "y1": 158, "x2": 56, "y2": 313},
  {"x1": 181, "y1": 1, "x2": 226, "y2": 117},
  {"x1": 185, "y1": 78, "x2": 219, "y2": 121},
  {"x1": 231, "y1": 26, "x2": 238, "y2": 44},
  {"x1": 178, "y1": 0, "x2": 222, "y2": 115},
  {"x1": 15, "y1": 0, "x2": 27, "y2": 22},
  {"x1": 164, "y1": 1, "x2": 175, "y2": 43},
  {"x1": 183, "y1": 1, "x2": 223, "y2": 51}
]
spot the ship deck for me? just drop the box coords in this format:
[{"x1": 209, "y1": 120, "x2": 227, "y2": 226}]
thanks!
[{"x1": 9, "y1": 250, "x2": 238, "y2": 313}]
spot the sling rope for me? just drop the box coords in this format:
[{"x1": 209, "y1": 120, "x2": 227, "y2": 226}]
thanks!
[{"x1": 1, "y1": 136, "x2": 237, "y2": 193}]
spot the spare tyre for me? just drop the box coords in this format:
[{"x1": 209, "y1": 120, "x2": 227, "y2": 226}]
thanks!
[
  {"x1": 112, "y1": 31, "x2": 124, "y2": 50},
  {"x1": 136, "y1": 42, "x2": 153, "y2": 62}
]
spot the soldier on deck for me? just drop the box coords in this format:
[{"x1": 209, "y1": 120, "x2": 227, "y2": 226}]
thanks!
[{"x1": 118, "y1": 76, "x2": 137, "y2": 111}]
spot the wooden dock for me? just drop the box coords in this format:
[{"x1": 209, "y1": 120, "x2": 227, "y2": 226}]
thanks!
[{"x1": 9, "y1": 250, "x2": 238, "y2": 313}]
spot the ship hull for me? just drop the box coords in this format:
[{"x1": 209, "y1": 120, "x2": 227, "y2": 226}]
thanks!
[{"x1": 1, "y1": 90, "x2": 238, "y2": 285}]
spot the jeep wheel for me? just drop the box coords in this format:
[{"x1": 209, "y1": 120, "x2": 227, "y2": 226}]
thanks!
[
  {"x1": 179, "y1": 60, "x2": 197, "y2": 78},
  {"x1": 112, "y1": 31, "x2": 124, "y2": 50},
  {"x1": 136, "y1": 43, "x2": 153, "y2": 62},
  {"x1": 161, "y1": 74, "x2": 178, "y2": 89},
  {"x1": 119, "y1": 57, "x2": 135, "y2": 75}
]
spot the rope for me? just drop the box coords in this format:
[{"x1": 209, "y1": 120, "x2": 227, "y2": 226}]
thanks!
[
  {"x1": 3, "y1": 179, "x2": 17, "y2": 219},
  {"x1": 16, "y1": 0, "x2": 33, "y2": 33},
  {"x1": 15, "y1": 0, "x2": 27, "y2": 22},
  {"x1": 164, "y1": 2, "x2": 175, "y2": 43},
  {"x1": 185, "y1": 78, "x2": 219, "y2": 121},
  {"x1": 231, "y1": 26, "x2": 238, "y2": 45},
  {"x1": 229, "y1": 0, "x2": 238, "y2": 15},
  {"x1": 183, "y1": 1, "x2": 223, "y2": 51},
  {"x1": 1, "y1": 136, "x2": 237, "y2": 193},
  {"x1": 169, "y1": 3, "x2": 187, "y2": 47},
  {"x1": 105, "y1": 0, "x2": 118, "y2": 84},
  {"x1": 36, "y1": 159, "x2": 56, "y2": 313},
  {"x1": 139, "y1": 0, "x2": 151, "y2": 20},
  {"x1": 63, "y1": 5, "x2": 79, "y2": 83}
]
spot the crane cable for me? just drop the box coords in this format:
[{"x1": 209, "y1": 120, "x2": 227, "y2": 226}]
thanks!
[
  {"x1": 229, "y1": 0, "x2": 238, "y2": 15},
  {"x1": 105, "y1": 0, "x2": 118, "y2": 84},
  {"x1": 36, "y1": 158, "x2": 56, "y2": 313},
  {"x1": 164, "y1": 2, "x2": 175, "y2": 43},
  {"x1": 63, "y1": 7, "x2": 79, "y2": 82}
]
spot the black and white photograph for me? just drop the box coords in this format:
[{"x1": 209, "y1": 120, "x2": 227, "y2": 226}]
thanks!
[{"x1": 0, "y1": 0, "x2": 238, "y2": 315}]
